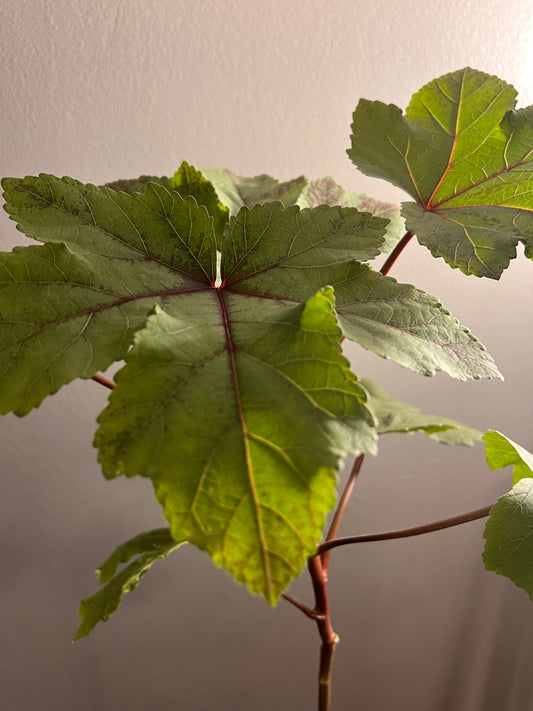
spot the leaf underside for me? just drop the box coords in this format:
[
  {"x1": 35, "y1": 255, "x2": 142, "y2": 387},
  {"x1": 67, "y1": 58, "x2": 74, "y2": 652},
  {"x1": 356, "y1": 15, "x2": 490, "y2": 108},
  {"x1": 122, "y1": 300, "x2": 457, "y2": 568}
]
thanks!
[
  {"x1": 483, "y1": 433, "x2": 533, "y2": 600},
  {"x1": 0, "y1": 168, "x2": 501, "y2": 600},
  {"x1": 349, "y1": 67, "x2": 533, "y2": 278}
]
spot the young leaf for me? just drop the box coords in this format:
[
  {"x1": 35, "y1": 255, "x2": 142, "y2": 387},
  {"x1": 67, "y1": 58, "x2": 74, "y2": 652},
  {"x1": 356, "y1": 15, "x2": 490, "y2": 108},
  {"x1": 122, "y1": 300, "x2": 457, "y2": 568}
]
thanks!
[
  {"x1": 482, "y1": 430, "x2": 533, "y2": 485},
  {"x1": 360, "y1": 378, "x2": 482, "y2": 446},
  {"x1": 75, "y1": 528, "x2": 185, "y2": 639},
  {"x1": 95, "y1": 289, "x2": 377, "y2": 604},
  {"x1": 297, "y1": 176, "x2": 405, "y2": 253},
  {"x1": 169, "y1": 162, "x2": 229, "y2": 241},
  {"x1": 201, "y1": 168, "x2": 307, "y2": 216},
  {"x1": 483, "y1": 435, "x2": 533, "y2": 600},
  {"x1": 349, "y1": 67, "x2": 533, "y2": 278}
]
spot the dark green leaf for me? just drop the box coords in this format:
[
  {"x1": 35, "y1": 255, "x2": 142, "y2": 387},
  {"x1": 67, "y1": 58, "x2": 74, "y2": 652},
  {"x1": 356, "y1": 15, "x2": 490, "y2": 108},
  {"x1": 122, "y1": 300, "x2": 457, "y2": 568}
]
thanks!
[
  {"x1": 95, "y1": 289, "x2": 376, "y2": 603},
  {"x1": 349, "y1": 67, "x2": 533, "y2": 278},
  {"x1": 361, "y1": 378, "x2": 482, "y2": 445},
  {"x1": 0, "y1": 176, "x2": 216, "y2": 414},
  {"x1": 75, "y1": 528, "x2": 184, "y2": 639},
  {"x1": 101, "y1": 175, "x2": 171, "y2": 194}
]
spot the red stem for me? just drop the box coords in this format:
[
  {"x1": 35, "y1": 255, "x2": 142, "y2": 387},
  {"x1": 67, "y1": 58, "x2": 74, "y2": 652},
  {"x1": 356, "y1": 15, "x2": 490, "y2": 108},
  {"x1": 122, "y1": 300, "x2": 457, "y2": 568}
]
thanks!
[
  {"x1": 317, "y1": 504, "x2": 493, "y2": 554},
  {"x1": 321, "y1": 454, "x2": 365, "y2": 571},
  {"x1": 91, "y1": 374, "x2": 115, "y2": 390},
  {"x1": 379, "y1": 231, "x2": 413, "y2": 276}
]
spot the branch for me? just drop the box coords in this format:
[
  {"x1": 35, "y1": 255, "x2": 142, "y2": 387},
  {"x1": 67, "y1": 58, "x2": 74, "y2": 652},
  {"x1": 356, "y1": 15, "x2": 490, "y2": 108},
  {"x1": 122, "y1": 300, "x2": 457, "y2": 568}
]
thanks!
[
  {"x1": 321, "y1": 454, "x2": 365, "y2": 570},
  {"x1": 282, "y1": 593, "x2": 319, "y2": 620},
  {"x1": 317, "y1": 504, "x2": 493, "y2": 554},
  {"x1": 380, "y1": 231, "x2": 413, "y2": 276},
  {"x1": 92, "y1": 374, "x2": 115, "y2": 390}
]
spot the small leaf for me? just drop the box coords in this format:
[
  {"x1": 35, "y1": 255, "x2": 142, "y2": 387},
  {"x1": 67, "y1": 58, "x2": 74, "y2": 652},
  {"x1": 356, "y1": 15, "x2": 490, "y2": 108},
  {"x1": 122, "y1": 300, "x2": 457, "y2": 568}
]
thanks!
[
  {"x1": 349, "y1": 67, "x2": 533, "y2": 278},
  {"x1": 101, "y1": 175, "x2": 171, "y2": 194},
  {"x1": 75, "y1": 528, "x2": 184, "y2": 639},
  {"x1": 360, "y1": 378, "x2": 482, "y2": 445},
  {"x1": 201, "y1": 168, "x2": 307, "y2": 216},
  {"x1": 482, "y1": 430, "x2": 533, "y2": 485},
  {"x1": 297, "y1": 176, "x2": 405, "y2": 253},
  {"x1": 169, "y1": 162, "x2": 229, "y2": 241},
  {"x1": 96, "y1": 290, "x2": 377, "y2": 603},
  {"x1": 483, "y1": 479, "x2": 533, "y2": 601}
]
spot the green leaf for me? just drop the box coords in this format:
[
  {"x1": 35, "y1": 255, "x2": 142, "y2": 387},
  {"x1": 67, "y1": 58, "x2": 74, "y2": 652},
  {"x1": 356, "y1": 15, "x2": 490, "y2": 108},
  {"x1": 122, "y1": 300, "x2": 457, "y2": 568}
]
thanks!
[
  {"x1": 1, "y1": 178, "x2": 500, "y2": 419},
  {"x1": 0, "y1": 176, "x2": 216, "y2": 415},
  {"x1": 169, "y1": 162, "x2": 229, "y2": 241},
  {"x1": 297, "y1": 176, "x2": 405, "y2": 253},
  {"x1": 201, "y1": 168, "x2": 307, "y2": 216},
  {"x1": 482, "y1": 435, "x2": 533, "y2": 600},
  {"x1": 95, "y1": 289, "x2": 376, "y2": 603},
  {"x1": 483, "y1": 479, "x2": 533, "y2": 601},
  {"x1": 101, "y1": 175, "x2": 171, "y2": 194},
  {"x1": 360, "y1": 378, "x2": 482, "y2": 445},
  {"x1": 482, "y1": 430, "x2": 533, "y2": 485},
  {"x1": 0, "y1": 172, "x2": 503, "y2": 599},
  {"x1": 75, "y1": 528, "x2": 184, "y2": 639},
  {"x1": 349, "y1": 67, "x2": 533, "y2": 278}
]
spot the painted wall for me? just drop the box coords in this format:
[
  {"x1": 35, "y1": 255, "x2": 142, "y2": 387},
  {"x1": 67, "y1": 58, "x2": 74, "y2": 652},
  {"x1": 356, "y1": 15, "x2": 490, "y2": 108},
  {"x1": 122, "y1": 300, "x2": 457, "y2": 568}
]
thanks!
[{"x1": 1, "y1": 1, "x2": 533, "y2": 709}]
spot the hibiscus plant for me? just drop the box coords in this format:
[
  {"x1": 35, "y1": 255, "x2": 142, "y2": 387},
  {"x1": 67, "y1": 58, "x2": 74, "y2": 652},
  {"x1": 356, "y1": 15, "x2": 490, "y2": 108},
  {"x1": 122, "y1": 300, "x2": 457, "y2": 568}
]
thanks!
[{"x1": 2, "y1": 67, "x2": 533, "y2": 710}]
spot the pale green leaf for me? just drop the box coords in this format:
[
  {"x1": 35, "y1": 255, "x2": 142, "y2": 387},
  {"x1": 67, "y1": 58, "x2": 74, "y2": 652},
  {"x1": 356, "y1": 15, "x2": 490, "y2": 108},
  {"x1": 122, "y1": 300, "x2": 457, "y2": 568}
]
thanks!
[
  {"x1": 360, "y1": 378, "x2": 482, "y2": 445},
  {"x1": 483, "y1": 430, "x2": 533, "y2": 485},
  {"x1": 95, "y1": 289, "x2": 377, "y2": 603},
  {"x1": 201, "y1": 168, "x2": 307, "y2": 216},
  {"x1": 349, "y1": 67, "x2": 533, "y2": 278},
  {"x1": 483, "y1": 479, "x2": 533, "y2": 601},
  {"x1": 297, "y1": 176, "x2": 405, "y2": 253},
  {"x1": 75, "y1": 528, "x2": 184, "y2": 639}
]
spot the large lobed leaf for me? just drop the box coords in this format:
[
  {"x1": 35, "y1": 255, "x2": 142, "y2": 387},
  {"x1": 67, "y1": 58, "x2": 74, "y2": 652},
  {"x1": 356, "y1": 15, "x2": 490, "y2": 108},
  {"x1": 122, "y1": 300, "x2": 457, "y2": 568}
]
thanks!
[
  {"x1": 483, "y1": 432, "x2": 533, "y2": 601},
  {"x1": 0, "y1": 170, "x2": 501, "y2": 600},
  {"x1": 349, "y1": 67, "x2": 533, "y2": 278},
  {"x1": 96, "y1": 289, "x2": 376, "y2": 602}
]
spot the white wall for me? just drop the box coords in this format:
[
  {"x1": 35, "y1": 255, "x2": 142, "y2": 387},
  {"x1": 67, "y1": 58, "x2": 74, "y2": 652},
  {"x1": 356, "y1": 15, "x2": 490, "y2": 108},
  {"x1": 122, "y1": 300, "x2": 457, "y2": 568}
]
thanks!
[{"x1": 1, "y1": 1, "x2": 533, "y2": 709}]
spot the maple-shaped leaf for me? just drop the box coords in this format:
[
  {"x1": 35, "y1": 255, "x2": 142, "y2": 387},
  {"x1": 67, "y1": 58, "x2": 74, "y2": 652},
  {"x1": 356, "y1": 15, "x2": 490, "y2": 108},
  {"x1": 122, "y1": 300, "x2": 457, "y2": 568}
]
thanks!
[
  {"x1": 0, "y1": 175, "x2": 501, "y2": 419},
  {"x1": 297, "y1": 176, "x2": 405, "y2": 253},
  {"x1": 75, "y1": 528, "x2": 185, "y2": 639},
  {"x1": 0, "y1": 173, "x2": 503, "y2": 598},
  {"x1": 361, "y1": 379, "x2": 482, "y2": 446},
  {"x1": 96, "y1": 289, "x2": 377, "y2": 602},
  {"x1": 482, "y1": 433, "x2": 533, "y2": 600},
  {"x1": 349, "y1": 67, "x2": 533, "y2": 278}
]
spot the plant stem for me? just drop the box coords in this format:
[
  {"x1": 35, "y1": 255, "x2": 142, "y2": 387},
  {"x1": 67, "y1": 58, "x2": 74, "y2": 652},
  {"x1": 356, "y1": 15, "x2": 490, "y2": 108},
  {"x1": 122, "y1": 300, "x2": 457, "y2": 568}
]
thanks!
[
  {"x1": 380, "y1": 231, "x2": 413, "y2": 276},
  {"x1": 321, "y1": 454, "x2": 365, "y2": 571},
  {"x1": 308, "y1": 555, "x2": 339, "y2": 711},
  {"x1": 317, "y1": 504, "x2": 493, "y2": 554},
  {"x1": 282, "y1": 593, "x2": 318, "y2": 620},
  {"x1": 91, "y1": 373, "x2": 115, "y2": 390}
]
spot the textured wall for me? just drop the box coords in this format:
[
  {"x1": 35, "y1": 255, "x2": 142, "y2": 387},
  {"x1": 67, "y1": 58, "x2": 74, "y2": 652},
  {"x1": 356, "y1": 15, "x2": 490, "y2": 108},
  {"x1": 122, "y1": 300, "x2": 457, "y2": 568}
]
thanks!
[{"x1": 1, "y1": 1, "x2": 533, "y2": 709}]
